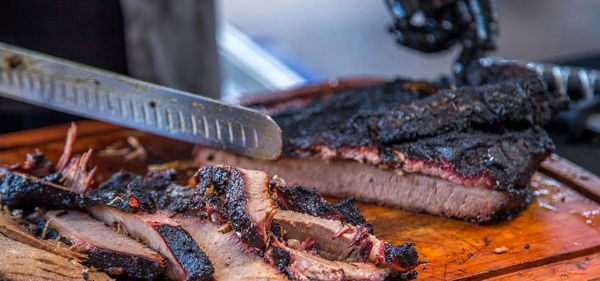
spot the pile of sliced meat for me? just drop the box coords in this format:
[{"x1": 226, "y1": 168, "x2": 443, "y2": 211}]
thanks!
[
  {"x1": 196, "y1": 62, "x2": 569, "y2": 223},
  {"x1": 0, "y1": 125, "x2": 419, "y2": 280}
]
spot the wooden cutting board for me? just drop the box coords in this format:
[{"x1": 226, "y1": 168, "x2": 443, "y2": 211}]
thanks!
[{"x1": 1, "y1": 120, "x2": 600, "y2": 281}]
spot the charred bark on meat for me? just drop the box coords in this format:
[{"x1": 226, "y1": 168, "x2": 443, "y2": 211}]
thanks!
[
  {"x1": 27, "y1": 210, "x2": 168, "y2": 280},
  {"x1": 267, "y1": 64, "x2": 567, "y2": 222},
  {"x1": 271, "y1": 182, "x2": 371, "y2": 231},
  {"x1": 190, "y1": 166, "x2": 273, "y2": 250},
  {"x1": 0, "y1": 169, "x2": 90, "y2": 211}
]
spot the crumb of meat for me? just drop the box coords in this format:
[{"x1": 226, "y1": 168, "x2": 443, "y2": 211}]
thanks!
[{"x1": 492, "y1": 246, "x2": 509, "y2": 254}]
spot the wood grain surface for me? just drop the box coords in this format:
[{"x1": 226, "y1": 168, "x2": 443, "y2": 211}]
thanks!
[
  {"x1": 487, "y1": 254, "x2": 600, "y2": 280},
  {"x1": 0, "y1": 234, "x2": 113, "y2": 281},
  {"x1": 1, "y1": 121, "x2": 600, "y2": 280},
  {"x1": 541, "y1": 154, "x2": 600, "y2": 205}
]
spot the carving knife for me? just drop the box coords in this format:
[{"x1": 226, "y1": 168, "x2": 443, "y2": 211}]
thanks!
[{"x1": 0, "y1": 43, "x2": 282, "y2": 160}]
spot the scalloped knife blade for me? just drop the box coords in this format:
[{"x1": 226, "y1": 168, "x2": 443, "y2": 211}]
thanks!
[{"x1": 0, "y1": 43, "x2": 282, "y2": 160}]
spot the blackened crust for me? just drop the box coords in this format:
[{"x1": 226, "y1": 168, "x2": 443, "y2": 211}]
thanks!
[
  {"x1": 154, "y1": 184, "x2": 206, "y2": 214},
  {"x1": 259, "y1": 64, "x2": 567, "y2": 223},
  {"x1": 384, "y1": 242, "x2": 419, "y2": 271},
  {"x1": 93, "y1": 182, "x2": 157, "y2": 213},
  {"x1": 194, "y1": 166, "x2": 265, "y2": 249},
  {"x1": 85, "y1": 248, "x2": 165, "y2": 279},
  {"x1": 268, "y1": 247, "x2": 293, "y2": 279},
  {"x1": 155, "y1": 224, "x2": 214, "y2": 281},
  {"x1": 273, "y1": 184, "x2": 368, "y2": 227},
  {"x1": 389, "y1": 126, "x2": 555, "y2": 194},
  {"x1": 0, "y1": 170, "x2": 90, "y2": 210}
]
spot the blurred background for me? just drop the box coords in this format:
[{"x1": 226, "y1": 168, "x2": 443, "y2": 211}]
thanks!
[
  {"x1": 0, "y1": 0, "x2": 599, "y2": 171},
  {"x1": 219, "y1": 0, "x2": 600, "y2": 97}
]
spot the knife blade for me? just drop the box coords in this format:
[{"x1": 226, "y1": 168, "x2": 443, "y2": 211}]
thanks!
[{"x1": 0, "y1": 43, "x2": 282, "y2": 160}]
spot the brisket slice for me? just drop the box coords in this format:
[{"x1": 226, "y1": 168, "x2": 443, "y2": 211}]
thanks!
[
  {"x1": 88, "y1": 207, "x2": 213, "y2": 281},
  {"x1": 0, "y1": 170, "x2": 214, "y2": 281},
  {"x1": 0, "y1": 169, "x2": 91, "y2": 211},
  {"x1": 185, "y1": 166, "x2": 419, "y2": 278},
  {"x1": 41, "y1": 210, "x2": 167, "y2": 279},
  {"x1": 0, "y1": 168, "x2": 157, "y2": 215},
  {"x1": 188, "y1": 166, "x2": 277, "y2": 250},
  {"x1": 174, "y1": 216, "x2": 290, "y2": 281},
  {"x1": 269, "y1": 177, "x2": 369, "y2": 229},
  {"x1": 273, "y1": 210, "x2": 417, "y2": 270},
  {"x1": 196, "y1": 149, "x2": 528, "y2": 222},
  {"x1": 0, "y1": 208, "x2": 86, "y2": 261},
  {"x1": 266, "y1": 239, "x2": 395, "y2": 281},
  {"x1": 196, "y1": 63, "x2": 567, "y2": 223}
]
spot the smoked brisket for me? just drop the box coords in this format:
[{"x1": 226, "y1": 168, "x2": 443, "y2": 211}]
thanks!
[
  {"x1": 196, "y1": 63, "x2": 568, "y2": 223},
  {"x1": 0, "y1": 122, "x2": 422, "y2": 280},
  {"x1": 33, "y1": 210, "x2": 168, "y2": 279}
]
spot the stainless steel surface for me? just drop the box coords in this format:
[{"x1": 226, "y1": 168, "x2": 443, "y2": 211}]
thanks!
[
  {"x1": 586, "y1": 113, "x2": 600, "y2": 133},
  {"x1": 0, "y1": 43, "x2": 282, "y2": 160},
  {"x1": 528, "y1": 63, "x2": 599, "y2": 101},
  {"x1": 483, "y1": 57, "x2": 600, "y2": 102}
]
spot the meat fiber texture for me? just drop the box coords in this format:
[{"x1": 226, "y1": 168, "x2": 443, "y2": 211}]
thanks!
[
  {"x1": 186, "y1": 166, "x2": 419, "y2": 280},
  {"x1": 0, "y1": 122, "x2": 419, "y2": 280},
  {"x1": 196, "y1": 63, "x2": 569, "y2": 223}
]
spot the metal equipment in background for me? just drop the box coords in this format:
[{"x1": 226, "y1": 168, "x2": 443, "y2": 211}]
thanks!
[{"x1": 385, "y1": 0, "x2": 600, "y2": 142}]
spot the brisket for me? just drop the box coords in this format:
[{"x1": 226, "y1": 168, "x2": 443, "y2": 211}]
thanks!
[
  {"x1": 0, "y1": 121, "x2": 421, "y2": 280},
  {"x1": 41, "y1": 210, "x2": 167, "y2": 279},
  {"x1": 189, "y1": 166, "x2": 277, "y2": 250},
  {"x1": 273, "y1": 210, "x2": 417, "y2": 270},
  {"x1": 0, "y1": 209, "x2": 86, "y2": 261},
  {"x1": 270, "y1": 179, "x2": 369, "y2": 228},
  {"x1": 91, "y1": 169, "x2": 178, "y2": 213},
  {"x1": 266, "y1": 239, "x2": 397, "y2": 281},
  {"x1": 0, "y1": 169, "x2": 91, "y2": 211},
  {"x1": 186, "y1": 165, "x2": 419, "y2": 279},
  {"x1": 88, "y1": 206, "x2": 214, "y2": 281},
  {"x1": 0, "y1": 168, "x2": 214, "y2": 281},
  {"x1": 174, "y1": 216, "x2": 289, "y2": 281},
  {"x1": 196, "y1": 63, "x2": 568, "y2": 223},
  {"x1": 294, "y1": 70, "x2": 561, "y2": 148},
  {"x1": 196, "y1": 150, "x2": 529, "y2": 222}
]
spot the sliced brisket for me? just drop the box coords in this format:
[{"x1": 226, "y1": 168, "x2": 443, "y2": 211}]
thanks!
[
  {"x1": 41, "y1": 210, "x2": 167, "y2": 279},
  {"x1": 89, "y1": 206, "x2": 213, "y2": 281},
  {"x1": 273, "y1": 210, "x2": 417, "y2": 271},
  {"x1": 0, "y1": 168, "x2": 214, "y2": 281},
  {"x1": 196, "y1": 63, "x2": 568, "y2": 223},
  {"x1": 196, "y1": 150, "x2": 528, "y2": 222},
  {"x1": 0, "y1": 169, "x2": 91, "y2": 211},
  {"x1": 189, "y1": 166, "x2": 277, "y2": 250},
  {"x1": 270, "y1": 179, "x2": 369, "y2": 228},
  {"x1": 266, "y1": 239, "x2": 397, "y2": 281},
  {"x1": 186, "y1": 165, "x2": 419, "y2": 279},
  {"x1": 174, "y1": 216, "x2": 289, "y2": 281},
  {"x1": 0, "y1": 209, "x2": 86, "y2": 261}
]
